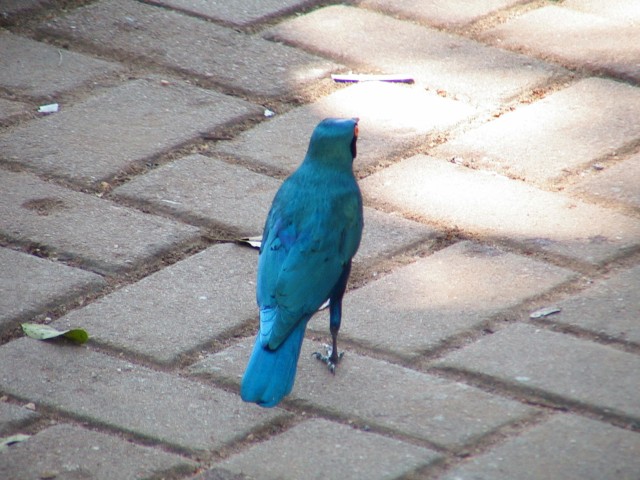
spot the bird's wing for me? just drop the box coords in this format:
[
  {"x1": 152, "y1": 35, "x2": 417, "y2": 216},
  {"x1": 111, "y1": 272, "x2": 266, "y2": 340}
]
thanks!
[{"x1": 257, "y1": 192, "x2": 362, "y2": 350}]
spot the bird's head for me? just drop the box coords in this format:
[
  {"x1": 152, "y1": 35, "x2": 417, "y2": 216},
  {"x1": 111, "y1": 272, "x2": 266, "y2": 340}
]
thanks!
[{"x1": 304, "y1": 117, "x2": 359, "y2": 168}]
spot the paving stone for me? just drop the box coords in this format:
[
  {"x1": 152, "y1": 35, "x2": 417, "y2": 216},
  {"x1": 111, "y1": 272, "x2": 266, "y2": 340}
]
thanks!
[
  {"x1": 442, "y1": 414, "x2": 640, "y2": 480},
  {"x1": 570, "y1": 151, "x2": 640, "y2": 209},
  {"x1": 54, "y1": 244, "x2": 257, "y2": 364},
  {"x1": 216, "y1": 81, "x2": 475, "y2": 174},
  {"x1": 0, "y1": 98, "x2": 31, "y2": 125},
  {"x1": 356, "y1": 207, "x2": 438, "y2": 267},
  {"x1": 0, "y1": 32, "x2": 122, "y2": 99},
  {"x1": 0, "y1": 402, "x2": 39, "y2": 436},
  {"x1": 436, "y1": 323, "x2": 640, "y2": 421},
  {"x1": 194, "y1": 469, "x2": 250, "y2": 480},
  {"x1": 360, "y1": 0, "x2": 528, "y2": 28},
  {"x1": 216, "y1": 418, "x2": 440, "y2": 480},
  {"x1": 563, "y1": 0, "x2": 640, "y2": 24},
  {"x1": 0, "y1": 247, "x2": 106, "y2": 329},
  {"x1": 0, "y1": 77, "x2": 260, "y2": 187},
  {"x1": 0, "y1": 423, "x2": 196, "y2": 480},
  {"x1": 360, "y1": 155, "x2": 640, "y2": 265},
  {"x1": 433, "y1": 78, "x2": 640, "y2": 185},
  {"x1": 310, "y1": 241, "x2": 574, "y2": 358},
  {"x1": 0, "y1": 338, "x2": 285, "y2": 452},
  {"x1": 481, "y1": 5, "x2": 640, "y2": 82},
  {"x1": 191, "y1": 338, "x2": 536, "y2": 448},
  {"x1": 40, "y1": 0, "x2": 338, "y2": 98},
  {"x1": 149, "y1": 0, "x2": 320, "y2": 27},
  {"x1": 0, "y1": 0, "x2": 52, "y2": 24},
  {"x1": 535, "y1": 265, "x2": 640, "y2": 345},
  {"x1": 113, "y1": 154, "x2": 281, "y2": 236},
  {"x1": 267, "y1": 5, "x2": 563, "y2": 108},
  {"x1": 0, "y1": 171, "x2": 200, "y2": 275}
]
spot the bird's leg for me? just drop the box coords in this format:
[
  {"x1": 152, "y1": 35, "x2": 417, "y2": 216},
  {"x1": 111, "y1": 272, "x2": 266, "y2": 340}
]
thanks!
[
  {"x1": 329, "y1": 323, "x2": 345, "y2": 369},
  {"x1": 313, "y1": 324, "x2": 344, "y2": 374},
  {"x1": 312, "y1": 262, "x2": 350, "y2": 374}
]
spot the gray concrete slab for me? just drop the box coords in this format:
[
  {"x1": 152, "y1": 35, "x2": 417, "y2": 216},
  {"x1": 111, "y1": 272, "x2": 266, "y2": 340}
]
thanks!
[
  {"x1": 0, "y1": 247, "x2": 106, "y2": 329},
  {"x1": 309, "y1": 241, "x2": 574, "y2": 358},
  {"x1": 0, "y1": 423, "x2": 196, "y2": 480},
  {"x1": 433, "y1": 78, "x2": 640, "y2": 185},
  {"x1": 436, "y1": 323, "x2": 640, "y2": 421},
  {"x1": 0, "y1": 402, "x2": 39, "y2": 436},
  {"x1": 360, "y1": 155, "x2": 640, "y2": 265},
  {"x1": 563, "y1": 0, "x2": 640, "y2": 24},
  {"x1": 267, "y1": 5, "x2": 564, "y2": 108},
  {"x1": 0, "y1": 338, "x2": 285, "y2": 452},
  {"x1": 217, "y1": 418, "x2": 441, "y2": 480},
  {"x1": 360, "y1": 0, "x2": 528, "y2": 28},
  {"x1": 0, "y1": 32, "x2": 122, "y2": 99},
  {"x1": 191, "y1": 338, "x2": 536, "y2": 449},
  {"x1": 0, "y1": 98, "x2": 31, "y2": 125},
  {"x1": 53, "y1": 244, "x2": 258, "y2": 364},
  {"x1": 193, "y1": 469, "x2": 251, "y2": 480},
  {"x1": 0, "y1": 0, "x2": 52, "y2": 24},
  {"x1": 356, "y1": 207, "x2": 439, "y2": 267},
  {"x1": 216, "y1": 81, "x2": 475, "y2": 174},
  {"x1": 113, "y1": 154, "x2": 281, "y2": 236},
  {"x1": 535, "y1": 265, "x2": 640, "y2": 345},
  {"x1": 0, "y1": 77, "x2": 260, "y2": 187},
  {"x1": 442, "y1": 414, "x2": 640, "y2": 480},
  {"x1": 481, "y1": 5, "x2": 640, "y2": 82},
  {"x1": 569, "y1": 151, "x2": 640, "y2": 210},
  {"x1": 40, "y1": 0, "x2": 339, "y2": 98},
  {"x1": 149, "y1": 0, "x2": 322, "y2": 27},
  {"x1": 0, "y1": 171, "x2": 200, "y2": 275}
]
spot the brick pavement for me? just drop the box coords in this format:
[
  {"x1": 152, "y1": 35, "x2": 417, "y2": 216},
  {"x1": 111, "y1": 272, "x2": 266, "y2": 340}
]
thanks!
[{"x1": 0, "y1": 1, "x2": 638, "y2": 479}]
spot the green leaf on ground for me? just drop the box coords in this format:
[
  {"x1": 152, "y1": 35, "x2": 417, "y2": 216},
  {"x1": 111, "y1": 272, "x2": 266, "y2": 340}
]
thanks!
[{"x1": 21, "y1": 323, "x2": 89, "y2": 344}]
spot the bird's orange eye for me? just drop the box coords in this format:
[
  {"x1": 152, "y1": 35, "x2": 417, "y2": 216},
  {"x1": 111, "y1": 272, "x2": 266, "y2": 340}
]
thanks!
[{"x1": 354, "y1": 124, "x2": 359, "y2": 138}]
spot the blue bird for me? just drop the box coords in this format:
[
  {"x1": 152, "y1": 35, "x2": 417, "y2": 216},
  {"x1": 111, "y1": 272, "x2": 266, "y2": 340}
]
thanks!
[{"x1": 240, "y1": 118, "x2": 363, "y2": 408}]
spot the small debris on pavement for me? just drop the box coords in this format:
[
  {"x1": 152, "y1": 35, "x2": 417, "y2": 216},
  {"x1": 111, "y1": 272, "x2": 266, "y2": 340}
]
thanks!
[
  {"x1": 37, "y1": 103, "x2": 59, "y2": 114},
  {"x1": 237, "y1": 236, "x2": 262, "y2": 249},
  {"x1": 0, "y1": 434, "x2": 30, "y2": 452},
  {"x1": 331, "y1": 73, "x2": 414, "y2": 84},
  {"x1": 529, "y1": 306, "x2": 562, "y2": 319}
]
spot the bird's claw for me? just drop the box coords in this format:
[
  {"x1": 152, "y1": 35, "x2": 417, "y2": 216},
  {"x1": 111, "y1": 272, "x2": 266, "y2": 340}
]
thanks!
[{"x1": 312, "y1": 344, "x2": 344, "y2": 374}]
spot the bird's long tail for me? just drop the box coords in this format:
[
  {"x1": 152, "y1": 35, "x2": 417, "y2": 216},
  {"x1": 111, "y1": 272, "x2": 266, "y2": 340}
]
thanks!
[{"x1": 240, "y1": 320, "x2": 307, "y2": 407}]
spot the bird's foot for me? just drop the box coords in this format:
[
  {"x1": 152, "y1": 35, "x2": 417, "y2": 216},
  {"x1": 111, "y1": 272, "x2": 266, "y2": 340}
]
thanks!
[{"x1": 312, "y1": 344, "x2": 344, "y2": 374}]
